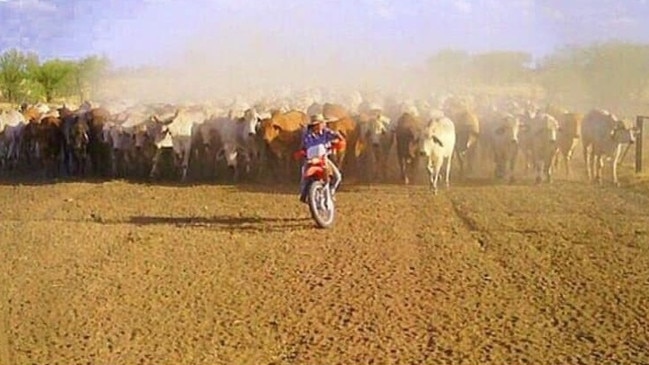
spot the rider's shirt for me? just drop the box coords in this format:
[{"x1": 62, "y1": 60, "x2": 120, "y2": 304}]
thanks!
[{"x1": 301, "y1": 128, "x2": 339, "y2": 150}]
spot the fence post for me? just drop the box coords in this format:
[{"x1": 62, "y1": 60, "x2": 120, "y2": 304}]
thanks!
[{"x1": 636, "y1": 116, "x2": 644, "y2": 174}]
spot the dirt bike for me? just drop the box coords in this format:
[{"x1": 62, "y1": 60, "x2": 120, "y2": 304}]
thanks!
[{"x1": 294, "y1": 140, "x2": 345, "y2": 229}]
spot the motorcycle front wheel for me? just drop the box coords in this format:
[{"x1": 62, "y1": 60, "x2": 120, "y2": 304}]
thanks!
[{"x1": 307, "y1": 180, "x2": 335, "y2": 229}]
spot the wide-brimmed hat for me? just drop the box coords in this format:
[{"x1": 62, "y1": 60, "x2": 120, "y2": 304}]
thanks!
[{"x1": 309, "y1": 113, "x2": 327, "y2": 125}]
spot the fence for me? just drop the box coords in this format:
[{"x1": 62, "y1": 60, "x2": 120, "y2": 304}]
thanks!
[{"x1": 636, "y1": 116, "x2": 648, "y2": 173}]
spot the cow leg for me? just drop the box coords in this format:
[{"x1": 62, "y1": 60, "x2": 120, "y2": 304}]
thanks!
[
  {"x1": 180, "y1": 145, "x2": 191, "y2": 183},
  {"x1": 455, "y1": 148, "x2": 465, "y2": 180},
  {"x1": 532, "y1": 149, "x2": 542, "y2": 184},
  {"x1": 548, "y1": 149, "x2": 558, "y2": 183},
  {"x1": 594, "y1": 155, "x2": 604, "y2": 185},
  {"x1": 177, "y1": 151, "x2": 186, "y2": 182},
  {"x1": 110, "y1": 148, "x2": 118, "y2": 178},
  {"x1": 466, "y1": 147, "x2": 474, "y2": 176},
  {"x1": 583, "y1": 144, "x2": 592, "y2": 182},
  {"x1": 80, "y1": 151, "x2": 88, "y2": 177},
  {"x1": 7, "y1": 140, "x2": 16, "y2": 170},
  {"x1": 612, "y1": 144, "x2": 623, "y2": 187},
  {"x1": 426, "y1": 159, "x2": 436, "y2": 194},
  {"x1": 149, "y1": 148, "x2": 162, "y2": 179},
  {"x1": 492, "y1": 145, "x2": 503, "y2": 180},
  {"x1": 508, "y1": 145, "x2": 518, "y2": 184},
  {"x1": 379, "y1": 146, "x2": 389, "y2": 182},
  {"x1": 544, "y1": 157, "x2": 552, "y2": 184},
  {"x1": 445, "y1": 154, "x2": 453, "y2": 189},
  {"x1": 400, "y1": 158, "x2": 409, "y2": 185},
  {"x1": 428, "y1": 157, "x2": 442, "y2": 195},
  {"x1": 535, "y1": 155, "x2": 544, "y2": 184}
]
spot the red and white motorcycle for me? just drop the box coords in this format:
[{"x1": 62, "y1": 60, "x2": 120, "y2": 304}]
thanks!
[{"x1": 295, "y1": 140, "x2": 345, "y2": 229}]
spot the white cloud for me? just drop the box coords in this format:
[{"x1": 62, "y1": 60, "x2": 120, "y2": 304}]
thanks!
[
  {"x1": 607, "y1": 16, "x2": 636, "y2": 26},
  {"x1": 454, "y1": 0, "x2": 472, "y2": 13},
  {"x1": 1, "y1": 0, "x2": 57, "y2": 12},
  {"x1": 362, "y1": 0, "x2": 396, "y2": 19},
  {"x1": 542, "y1": 6, "x2": 565, "y2": 21}
]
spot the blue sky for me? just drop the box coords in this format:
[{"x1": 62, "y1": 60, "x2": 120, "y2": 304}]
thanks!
[{"x1": 1, "y1": 0, "x2": 649, "y2": 68}]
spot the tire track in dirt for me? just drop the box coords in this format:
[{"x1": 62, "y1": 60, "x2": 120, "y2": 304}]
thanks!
[
  {"x1": 447, "y1": 181, "x2": 649, "y2": 365},
  {"x1": 0, "y1": 251, "x2": 9, "y2": 365}
]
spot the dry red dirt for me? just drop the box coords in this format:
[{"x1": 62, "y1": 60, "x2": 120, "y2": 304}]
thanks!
[{"x1": 1, "y1": 177, "x2": 648, "y2": 365}]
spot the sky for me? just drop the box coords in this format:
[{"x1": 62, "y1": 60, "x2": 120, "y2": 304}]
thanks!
[
  {"x1": 1, "y1": 0, "x2": 649, "y2": 67},
  {"x1": 1, "y1": 0, "x2": 649, "y2": 100}
]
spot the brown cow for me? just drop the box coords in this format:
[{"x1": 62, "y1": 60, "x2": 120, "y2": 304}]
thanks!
[
  {"x1": 519, "y1": 112, "x2": 560, "y2": 183},
  {"x1": 445, "y1": 106, "x2": 480, "y2": 179},
  {"x1": 551, "y1": 112, "x2": 583, "y2": 177},
  {"x1": 321, "y1": 103, "x2": 359, "y2": 174},
  {"x1": 84, "y1": 107, "x2": 112, "y2": 176},
  {"x1": 258, "y1": 110, "x2": 308, "y2": 181},
  {"x1": 481, "y1": 111, "x2": 522, "y2": 182},
  {"x1": 355, "y1": 111, "x2": 392, "y2": 181},
  {"x1": 323, "y1": 103, "x2": 350, "y2": 119},
  {"x1": 20, "y1": 105, "x2": 55, "y2": 167},
  {"x1": 34, "y1": 116, "x2": 64, "y2": 178},
  {"x1": 395, "y1": 112, "x2": 423, "y2": 184}
]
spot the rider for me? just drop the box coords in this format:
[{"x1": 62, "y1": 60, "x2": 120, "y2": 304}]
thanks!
[{"x1": 298, "y1": 113, "x2": 344, "y2": 202}]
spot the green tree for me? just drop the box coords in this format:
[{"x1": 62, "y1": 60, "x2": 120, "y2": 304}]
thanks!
[
  {"x1": 537, "y1": 45, "x2": 589, "y2": 107},
  {"x1": 32, "y1": 59, "x2": 76, "y2": 102},
  {"x1": 580, "y1": 41, "x2": 649, "y2": 107},
  {"x1": 74, "y1": 55, "x2": 111, "y2": 101},
  {"x1": 468, "y1": 51, "x2": 532, "y2": 85},
  {"x1": 0, "y1": 48, "x2": 40, "y2": 103},
  {"x1": 538, "y1": 42, "x2": 649, "y2": 110},
  {"x1": 426, "y1": 49, "x2": 470, "y2": 90}
]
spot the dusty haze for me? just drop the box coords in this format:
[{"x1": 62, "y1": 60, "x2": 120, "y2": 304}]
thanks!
[{"x1": 98, "y1": 12, "x2": 441, "y2": 106}]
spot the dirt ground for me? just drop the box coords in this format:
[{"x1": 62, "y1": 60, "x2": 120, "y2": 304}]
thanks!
[{"x1": 1, "y1": 170, "x2": 649, "y2": 365}]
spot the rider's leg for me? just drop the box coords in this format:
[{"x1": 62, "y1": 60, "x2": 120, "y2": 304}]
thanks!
[
  {"x1": 298, "y1": 163, "x2": 307, "y2": 199},
  {"x1": 327, "y1": 159, "x2": 342, "y2": 193}
]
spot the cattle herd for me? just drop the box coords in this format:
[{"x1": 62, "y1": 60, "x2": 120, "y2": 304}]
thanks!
[{"x1": 0, "y1": 92, "x2": 639, "y2": 190}]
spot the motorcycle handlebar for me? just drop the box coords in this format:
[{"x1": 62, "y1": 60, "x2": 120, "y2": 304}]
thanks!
[{"x1": 293, "y1": 139, "x2": 346, "y2": 161}]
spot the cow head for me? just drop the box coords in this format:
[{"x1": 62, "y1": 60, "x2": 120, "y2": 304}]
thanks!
[
  {"x1": 241, "y1": 108, "x2": 261, "y2": 137},
  {"x1": 259, "y1": 118, "x2": 282, "y2": 144},
  {"x1": 151, "y1": 109, "x2": 179, "y2": 125},
  {"x1": 101, "y1": 123, "x2": 114, "y2": 145},
  {"x1": 133, "y1": 124, "x2": 151, "y2": 149},
  {"x1": 611, "y1": 119, "x2": 636, "y2": 144},
  {"x1": 418, "y1": 118, "x2": 445, "y2": 156},
  {"x1": 535, "y1": 113, "x2": 560, "y2": 143},
  {"x1": 365, "y1": 115, "x2": 389, "y2": 146},
  {"x1": 494, "y1": 114, "x2": 521, "y2": 144},
  {"x1": 217, "y1": 143, "x2": 239, "y2": 169},
  {"x1": 71, "y1": 117, "x2": 90, "y2": 151}
]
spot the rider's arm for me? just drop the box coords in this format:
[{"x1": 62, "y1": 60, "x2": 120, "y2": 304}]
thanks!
[{"x1": 325, "y1": 128, "x2": 344, "y2": 142}]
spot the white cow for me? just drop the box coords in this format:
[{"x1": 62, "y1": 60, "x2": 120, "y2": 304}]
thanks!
[
  {"x1": 581, "y1": 109, "x2": 636, "y2": 186},
  {"x1": 0, "y1": 109, "x2": 27, "y2": 170},
  {"x1": 519, "y1": 112, "x2": 560, "y2": 183},
  {"x1": 102, "y1": 110, "x2": 148, "y2": 177},
  {"x1": 205, "y1": 108, "x2": 262, "y2": 180},
  {"x1": 149, "y1": 107, "x2": 208, "y2": 182},
  {"x1": 306, "y1": 102, "x2": 324, "y2": 117},
  {"x1": 418, "y1": 112, "x2": 456, "y2": 195}
]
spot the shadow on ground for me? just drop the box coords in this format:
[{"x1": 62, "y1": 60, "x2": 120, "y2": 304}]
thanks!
[{"x1": 127, "y1": 214, "x2": 313, "y2": 232}]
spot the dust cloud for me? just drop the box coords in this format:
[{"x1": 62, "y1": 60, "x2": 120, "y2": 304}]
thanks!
[{"x1": 98, "y1": 7, "x2": 427, "y2": 106}]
